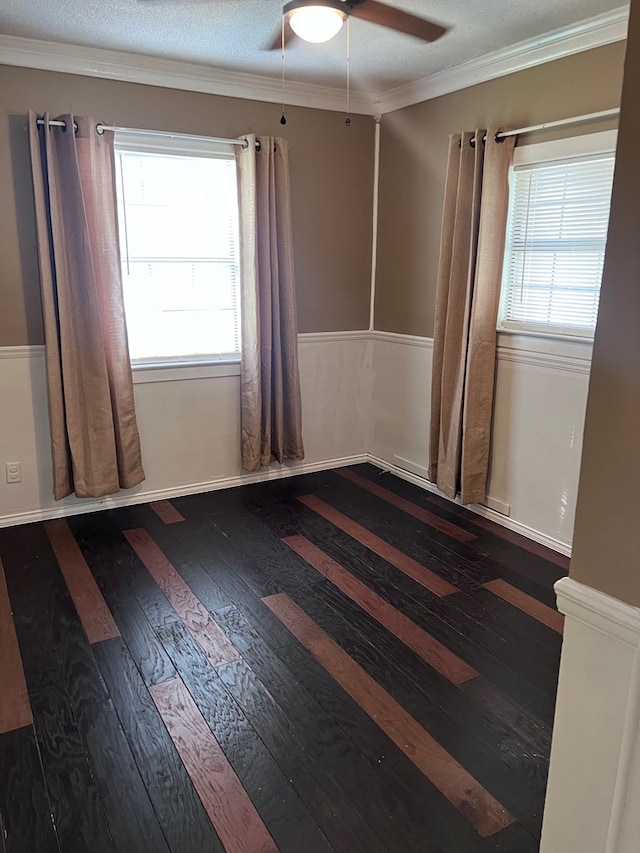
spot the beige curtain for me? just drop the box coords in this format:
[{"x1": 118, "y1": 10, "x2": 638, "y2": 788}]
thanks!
[
  {"x1": 28, "y1": 112, "x2": 145, "y2": 500},
  {"x1": 429, "y1": 128, "x2": 515, "y2": 505},
  {"x1": 235, "y1": 134, "x2": 304, "y2": 471}
]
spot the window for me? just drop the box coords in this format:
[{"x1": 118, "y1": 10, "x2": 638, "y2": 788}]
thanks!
[
  {"x1": 114, "y1": 134, "x2": 241, "y2": 366},
  {"x1": 499, "y1": 130, "x2": 616, "y2": 337}
]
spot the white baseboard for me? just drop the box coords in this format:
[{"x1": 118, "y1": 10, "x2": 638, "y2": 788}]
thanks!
[
  {"x1": 368, "y1": 454, "x2": 572, "y2": 556},
  {"x1": 482, "y1": 495, "x2": 511, "y2": 517},
  {"x1": 541, "y1": 577, "x2": 640, "y2": 853},
  {"x1": 0, "y1": 449, "x2": 570, "y2": 557},
  {"x1": 0, "y1": 454, "x2": 368, "y2": 529}
]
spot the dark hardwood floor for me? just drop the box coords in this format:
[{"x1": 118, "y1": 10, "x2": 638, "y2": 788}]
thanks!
[{"x1": 0, "y1": 463, "x2": 567, "y2": 852}]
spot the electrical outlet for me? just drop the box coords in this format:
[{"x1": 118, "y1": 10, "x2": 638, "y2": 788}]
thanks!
[{"x1": 5, "y1": 462, "x2": 22, "y2": 484}]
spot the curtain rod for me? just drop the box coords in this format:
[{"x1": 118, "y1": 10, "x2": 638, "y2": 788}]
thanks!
[
  {"x1": 496, "y1": 108, "x2": 620, "y2": 141},
  {"x1": 35, "y1": 118, "x2": 247, "y2": 147}
]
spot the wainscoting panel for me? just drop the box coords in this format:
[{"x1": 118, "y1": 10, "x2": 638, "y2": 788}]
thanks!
[
  {"x1": 0, "y1": 334, "x2": 371, "y2": 527},
  {"x1": 297, "y1": 332, "x2": 373, "y2": 466},
  {"x1": 487, "y1": 334, "x2": 592, "y2": 552},
  {"x1": 1, "y1": 331, "x2": 591, "y2": 553},
  {"x1": 370, "y1": 331, "x2": 592, "y2": 554},
  {"x1": 369, "y1": 332, "x2": 433, "y2": 475}
]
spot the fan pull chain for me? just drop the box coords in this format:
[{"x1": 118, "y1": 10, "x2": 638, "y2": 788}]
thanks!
[
  {"x1": 280, "y1": 15, "x2": 287, "y2": 125},
  {"x1": 345, "y1": 16, "x2": 351, "y2": 127}
]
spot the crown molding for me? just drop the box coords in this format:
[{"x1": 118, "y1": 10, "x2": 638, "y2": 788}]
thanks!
[
  {"x1": 375, "y1": 6, "x2": 629, "y2": 114},
  {"x1": 0, "y1": 6, "x2": 629, "y2": 117},
  {"x1": 0, "y1": 34, "x2": 375, "y2": 115}
]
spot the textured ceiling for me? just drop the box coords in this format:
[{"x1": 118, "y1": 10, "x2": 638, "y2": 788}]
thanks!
[{"x1": 0, "y1": 0, "x2": 628, "y2": 91}]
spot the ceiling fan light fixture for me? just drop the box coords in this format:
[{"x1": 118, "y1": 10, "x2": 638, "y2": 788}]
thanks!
[{"x1": 284, "y1": 0, "x2": 347, "y2": 44}]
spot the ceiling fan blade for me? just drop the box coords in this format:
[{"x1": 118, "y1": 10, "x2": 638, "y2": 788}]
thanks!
[
  {"x1": 349, "y1": 0, "x2": 446, "y2": 43},
  {"x1": 265, "y1": 20, "x2": 297, "y2": 51}
]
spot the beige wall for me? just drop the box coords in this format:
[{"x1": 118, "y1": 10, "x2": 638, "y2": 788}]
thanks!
[
  {"x1": 570, "y1": 5, "x2": 640, "y2": 608},
  {"x1": 0, "y1": 66, "x2": 374, "y2": 345},
  {"x1": 375, "y1": 42, "x2": 626, "y2": 337}
]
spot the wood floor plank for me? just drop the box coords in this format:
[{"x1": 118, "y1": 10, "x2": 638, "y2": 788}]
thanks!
[
  {"x1": 218, "y1": 653, "x2": 415, "y2": 853},
  {"x1": 1, "y1": 525, "x2": 117, "y2": 853},
  {"x1": 93, "y1": 637, "x2": 225, "y2": 853},
  {"x1": 33, "y1": 528, "x2": 172, "y2": 853},
  {"x1": 298, "y1": 494, "x2": 458, "y2": 596},
  {"x1": 293, "y1": 583, "x2": 549, "y2": 837},
  {"x1": 484, "y1": 580, "x2": 564, "y2": 634},
  {"x1": 156, "y1": 513, "x2": 486, "y2": 850},
  {"x1": 68, "y1": 515, "x2": 177, "y2": 688},
  {"x1": 44, "y1": 520, "x2": 119, "y2": 644},
  {"x1": 284, "y1": 534, "x2": 477, "y2": 684},
  {"x1": 157, "y1": 619, "x2": 336, "y2": 853},
  {"x1": 159, "y1": 520, "x2": 474, "y2": 850},
  {"x1": 0, "y1": 559, "x2": 32, "y2": 733},
  {"x1": 263, "y1": 593, "x2": 515, "y2": 838},
  {"x1": 452, "y1": 588, "x2": 562, "y2": 667},
  {"x1": 0, "y1": 467, "x2": 562, "y2": 852},
  {"x1": 8, "y1": 523, "x2": 171, "y2": 853},
  {"x1": 30, "y1": 683, "x2": 117, "y2": 853},
  {"x1": 135, "y1": 501, "x2": 555, "y2": 721},
  {"x1": 75, "y1": 690, "x2": 172, "y2": 853},
  {"x1": 94, "y1": 515, "x2": 180, "y2": 629},
  {"x1": 215, "y1": 604, "x2": 489, "y2": 853},
  {"x1": 0, "y1": 725, "x2": 58, "y2": 853},
  {"x1": 461, "y1": 678, "x2": 552, "y2": 758},
  {"x1": 338, "y1": 467, "x2": 477, "y2": 542},
  {"x1": 346, "y1": 465, "x2": 569, "y2": 584},
  {"x1": 151, "y1": 501, "x2": 554, "y2": 755},
  {"x1": 209, "y1": 512, "x2": 324, "y2": 598},
  {"x1": 352, "y1": 463, "x2": 570, "y2": 571},
  {"x1": 149, "y1": 676, "x2": 279, "y2": 853},
  {"x1": 285, "y1": 510, "x2": 559, "y2": 693},
  {"x1": 123, "y1": 528, "x2": 239, "y2": 667},
  {"x1": 288, "y1": 501, "x2": 558, "y2": 692},
  {"x1": 304, "y1": 472, "x2": 492, "y2": 591},
  {"x1": 290, "y1": 482, "x2": 559, "y2": 697},
  {"x1": 150, "y1": 501, "x2": 185, "y2": 525}
]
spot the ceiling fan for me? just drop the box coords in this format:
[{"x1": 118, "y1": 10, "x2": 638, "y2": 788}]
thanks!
[{"x1": 267, "y1": 0, "x2": 447, "y2": 50}]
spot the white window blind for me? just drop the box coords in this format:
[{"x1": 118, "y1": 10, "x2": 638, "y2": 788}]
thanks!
[
  {"x1": 115, "y1": 145, "x2": 240, "y2": 364},
  {"x1": 500, "y1": 153, "x2": 615, "y2": 336}
]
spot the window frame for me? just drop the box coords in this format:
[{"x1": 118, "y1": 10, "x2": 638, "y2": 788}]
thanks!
[
  {"x1": 113, "y1": 132, "x2": 242, "y2": 377},
  {"x1": 498, "y1": 129, "x2": 618, "y2": 341}
]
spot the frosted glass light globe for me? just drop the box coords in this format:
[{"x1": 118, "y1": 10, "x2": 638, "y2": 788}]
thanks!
[{"x1": 289, "y1": 5, "x2": 346, "y2": 43}]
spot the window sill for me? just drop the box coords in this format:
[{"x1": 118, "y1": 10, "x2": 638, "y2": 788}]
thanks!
[
  {"x1": 498, "y1": 326, "x2": 594, "y2": 344},
  {"x1": 496, "y1": 329, "x2": 592, "y2": 374},
  {"x1": 131, "y1": 359, "x2": 241, "y2": 384},
  {"x1": 497, "y1": 328, "x2": 593, "y2": 356}
]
